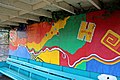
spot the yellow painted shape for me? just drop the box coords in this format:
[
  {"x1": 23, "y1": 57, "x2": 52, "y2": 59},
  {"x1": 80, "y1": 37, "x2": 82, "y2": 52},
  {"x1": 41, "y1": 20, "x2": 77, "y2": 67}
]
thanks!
[
  {"x1": 77, "y1": 21, "x2": 96, "y2": 42},
  {"x1": 27, "y1": 17, "x2": 70, "y2": 52},
  {"x1": 101, "y1": 30, "x2": 120, "y2": 55},
  {"x1": 36, "y1": 50, "x2": 60, "y2": 65}
]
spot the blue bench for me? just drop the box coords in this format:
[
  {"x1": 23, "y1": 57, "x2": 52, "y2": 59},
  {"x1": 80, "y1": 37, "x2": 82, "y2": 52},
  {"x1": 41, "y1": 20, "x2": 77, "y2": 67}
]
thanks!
[
  {"x1": 0, "y1": 56, "x2": 120, "y2": 80},
  {"x1": 0, "y1": 58, "x2": 68, "y2": 80},
  {"x1": 0, "y1": 56, "x2": 94, "y2": 80}
]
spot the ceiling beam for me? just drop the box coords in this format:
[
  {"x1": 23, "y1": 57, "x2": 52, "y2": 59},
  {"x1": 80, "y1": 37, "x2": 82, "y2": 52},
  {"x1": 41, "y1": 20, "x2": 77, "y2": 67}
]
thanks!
[
  {"x1": 33, "y1": 1, "x2": 48, "y2": 10},
  {"x1": 0, "y1": 0, "x2": 32, "y2": 11},
  {"x1": 43, "y1": 0, "x2": 75, "y2": 14},
  {"x1": 19, "y1": 14, "x2": 40, "y2": 22},
  {"x1": 31, "y1": 9, "x2": 52, "y2": 18},
  {"x1": 0, "y1": 3, "x2": 21, "y2": 11},
  {"x1": 1, "y1": 21, "x2": 19, "y2": 26},
  {"x1": 18, "y1": 0, "x2": 43, "y2": 5},
  {"x1": 0, "y1": 6, "x2": 19, "y2": 17},
  {"x1": 0, "y1": 0, "x2": 76, "y2": 26},
  {"x1": 87, "y1": 0, "x2": 101, "y2": 10},
  {"x1": 0, "y1": 0, "x2": 52, "y2": 18},
  {"x1": 10, "y1": 18, "x2": 27, "y2": 24},
  {"x1": 0, "y1": 24, "x2": 8, "y2": 27},
  {"x1": 19, "y1": 10, "x2": 52, "y2": 18},
  {"x1": 56, "y1": 0, "x2": 64, "y2": 2},
  {"x1": 55, "y1": 1, "x2": 75, "y2": 14},
  {"x1": 0, "y1": 15, "x2": 10, "y2": 22},
  {"x1": 32, "y1": 1, "x2": 52, "y2": 18}
]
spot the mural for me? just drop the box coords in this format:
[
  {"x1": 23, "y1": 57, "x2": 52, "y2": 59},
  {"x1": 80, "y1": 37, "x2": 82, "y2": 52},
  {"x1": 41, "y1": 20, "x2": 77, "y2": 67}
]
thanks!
[
  {"x1": 9, "y1": 10, "x2": 120, "y2": 77},
  {"x1": 9, "y1": 30, "x2": 30, "y2": 58},
  {"x1": 77, "y1": 21, "x2": 96, "y2": 42},
  {"x1": 98, "y1": 74, "x2": 117, "y2": 80},
  {"x1": 101, "y1": 30, "x2": 120, "y2": 55}
]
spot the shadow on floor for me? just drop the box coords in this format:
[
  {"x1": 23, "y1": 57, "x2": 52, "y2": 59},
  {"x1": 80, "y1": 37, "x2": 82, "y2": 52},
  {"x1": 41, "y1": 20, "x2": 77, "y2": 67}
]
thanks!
[{"x1": 0, "y1": 75, "x2": 12, "y2": 80}]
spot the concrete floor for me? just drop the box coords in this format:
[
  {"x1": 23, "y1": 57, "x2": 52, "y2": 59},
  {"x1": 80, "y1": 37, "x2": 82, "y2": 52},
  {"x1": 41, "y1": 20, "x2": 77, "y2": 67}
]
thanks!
[{"x1": 0, "y1": 75, "x2": 11, "y2": 80}]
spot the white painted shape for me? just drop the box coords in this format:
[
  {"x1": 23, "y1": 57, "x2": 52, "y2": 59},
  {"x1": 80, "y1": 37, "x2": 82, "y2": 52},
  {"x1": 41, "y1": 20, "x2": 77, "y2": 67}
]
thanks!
[{"x1": 98, "y1": 74, "x2": 117, "y2": 80}]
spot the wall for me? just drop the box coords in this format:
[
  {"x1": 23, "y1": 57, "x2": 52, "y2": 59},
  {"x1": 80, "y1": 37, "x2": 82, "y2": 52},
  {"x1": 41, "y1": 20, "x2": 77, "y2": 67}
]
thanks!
[
  {"x1": 9, "y1": 10, "x2": 120, "y2": 77},
  {"x1": 0, "y1": 31, "x2": 9, "y2": 61}
]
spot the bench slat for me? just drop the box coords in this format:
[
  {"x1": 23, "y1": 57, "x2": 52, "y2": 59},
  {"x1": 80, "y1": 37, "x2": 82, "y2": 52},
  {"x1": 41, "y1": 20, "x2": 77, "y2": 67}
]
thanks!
[
  {"x1": 0, "y1": 67, "x2": 23, "y2": 80},
  {"x1": 7, "y1": 58, "x2": 94, "y2": 80},
  {"x1": 0, "y1": 67, "x2": 35, "y2": 80},
  {"x1": 7, "y1": 61, "x2": 67, "y2": 80}
]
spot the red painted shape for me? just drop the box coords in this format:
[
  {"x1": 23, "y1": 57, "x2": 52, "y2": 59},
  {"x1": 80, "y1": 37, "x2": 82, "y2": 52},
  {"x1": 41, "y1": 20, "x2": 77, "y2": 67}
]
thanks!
[
  {"x1": 85, "y1": 10, "x2": 120, "y2": 59},
  {"x1": 60, "y1": 10, "x2": 120, "y2": 66},
  {"x1": 9, "y1": 43, "x2": 18, "y2": 50},
  {"x1": 27, "y1": 22, "x2": 52, "y2": 44}
]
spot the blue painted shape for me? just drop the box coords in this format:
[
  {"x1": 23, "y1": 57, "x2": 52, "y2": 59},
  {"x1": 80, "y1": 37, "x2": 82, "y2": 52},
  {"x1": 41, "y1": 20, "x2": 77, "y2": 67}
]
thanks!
[
  {"x1": 62, "y1": 66, "x2": 90, "y2": 77},
  {"x1": 86, "y1": 59, "x2": 120, "y2": 77},
  {"x1": 9, "y1": 46, "x2": 30, "y2": 59},
  {"x1": 42, "y1": 63, "x2": 62, "y2": 71},
  {"x1": 29, "y1": 59, "x2": 42, "y2": 66}
]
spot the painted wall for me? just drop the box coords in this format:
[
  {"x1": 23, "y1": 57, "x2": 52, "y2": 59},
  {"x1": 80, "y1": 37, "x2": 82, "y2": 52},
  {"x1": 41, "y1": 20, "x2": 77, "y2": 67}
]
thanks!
[{"x1": 9, "y1": 10, "x2": 120, "y2": 77}]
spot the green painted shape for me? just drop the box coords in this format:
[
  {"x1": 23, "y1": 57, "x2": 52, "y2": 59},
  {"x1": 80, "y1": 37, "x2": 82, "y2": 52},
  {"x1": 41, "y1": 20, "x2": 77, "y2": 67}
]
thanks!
[
  {"x1": 76, "y1": 62, "x2": 86, "y2": 70},
  {"x1": 45, "y1": 14, "x2": 86, "y2": 54}
]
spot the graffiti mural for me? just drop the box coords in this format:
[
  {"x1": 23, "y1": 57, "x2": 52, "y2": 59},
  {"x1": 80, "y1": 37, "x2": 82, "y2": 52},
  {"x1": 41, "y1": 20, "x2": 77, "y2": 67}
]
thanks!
[
  {"x1": 101, "y1": 30, "x2": 120, "y2": 55},
  {"x1": 9, "y1": 30, "x2": 30, "y2": 58},
  {"x1": 9, "y1": 10, "x2": 120, "y2": 77},
  {"x1": 35, "y1": 48, "x2": 60, "y2": 65},
  {"x1": 77, "y1": 21, "x2": 96, "y2": 42}
]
